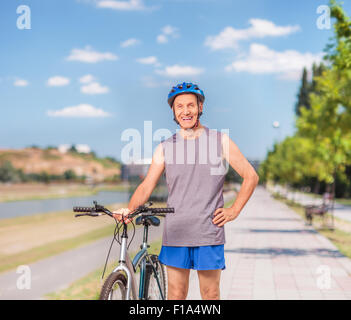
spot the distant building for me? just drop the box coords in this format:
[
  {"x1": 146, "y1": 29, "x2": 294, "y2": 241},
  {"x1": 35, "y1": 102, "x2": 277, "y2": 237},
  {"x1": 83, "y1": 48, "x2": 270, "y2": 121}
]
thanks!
[
  {"x1": 121, "y1": 158, "x2": 167, "y2": 201},
  {"x1": 76, "y1": 144, "x2": 91, "y2": 154},
  {"x1": 58, "y1": 144, "x2": 71, "y2": 154},
  {"x1": 121, "y1": 158, "x2": 152, "y2": 181}
]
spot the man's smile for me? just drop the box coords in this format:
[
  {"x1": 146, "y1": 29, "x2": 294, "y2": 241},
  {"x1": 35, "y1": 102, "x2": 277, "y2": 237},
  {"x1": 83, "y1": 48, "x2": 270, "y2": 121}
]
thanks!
[{"x1": 181, "y1": 116, "x2": 193, "y2": 122}]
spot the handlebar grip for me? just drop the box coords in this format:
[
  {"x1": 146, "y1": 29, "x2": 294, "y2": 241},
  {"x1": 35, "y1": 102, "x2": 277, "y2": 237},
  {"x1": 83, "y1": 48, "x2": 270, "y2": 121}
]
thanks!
[{"x1": 73, "y1": 206, "x2": 94, "y2": 213}]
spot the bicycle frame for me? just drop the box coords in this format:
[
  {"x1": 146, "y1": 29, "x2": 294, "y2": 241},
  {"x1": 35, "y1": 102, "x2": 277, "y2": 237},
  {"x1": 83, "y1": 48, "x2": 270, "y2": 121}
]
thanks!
[
  {"x1": 111, "y1": 219, "x2": 165, "y2": 300},
  {"x1": 74, "y1": 201, "x2": 173, "y2": 301}
]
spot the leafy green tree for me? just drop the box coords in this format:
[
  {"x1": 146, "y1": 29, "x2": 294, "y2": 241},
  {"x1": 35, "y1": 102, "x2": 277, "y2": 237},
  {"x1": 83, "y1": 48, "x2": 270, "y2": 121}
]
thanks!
[
  {"x1": 63, "y1": 169, "x2": 77, "y2": 181},
  {"x1": 69, "y1": 145, "x2": 78, "y2": 153},
  {"x1": 0, "y1": 161, "x2": 19, "y2": 182},
  {"x1": 295, "y1": 68, "x2": 310, "y2": 116},
  {"x1": 295, "y1": 63, "x2": 327, "y2": 117}
]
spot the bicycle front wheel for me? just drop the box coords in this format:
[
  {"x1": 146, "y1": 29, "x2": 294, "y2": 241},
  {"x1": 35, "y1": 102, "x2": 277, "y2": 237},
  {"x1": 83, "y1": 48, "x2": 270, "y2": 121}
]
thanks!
[
  {"x1": 144, "y1": 255, "x2": 167, "y2": 300},
  {"x1": 99, "y1": 271, "x2": 127, "y2": 300}
]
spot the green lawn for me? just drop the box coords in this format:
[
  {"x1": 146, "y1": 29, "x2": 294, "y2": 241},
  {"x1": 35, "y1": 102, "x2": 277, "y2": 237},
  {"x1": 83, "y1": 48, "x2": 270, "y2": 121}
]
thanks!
[{"x1": 0, "y1": 183, "x2": 130, "y2": 203}]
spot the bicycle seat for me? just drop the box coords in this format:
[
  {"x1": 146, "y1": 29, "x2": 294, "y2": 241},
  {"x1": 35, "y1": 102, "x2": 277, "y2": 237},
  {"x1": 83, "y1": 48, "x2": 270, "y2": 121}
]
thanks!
[{"x1": 135, "y1": 216, "x2": 160, "y2": 227}]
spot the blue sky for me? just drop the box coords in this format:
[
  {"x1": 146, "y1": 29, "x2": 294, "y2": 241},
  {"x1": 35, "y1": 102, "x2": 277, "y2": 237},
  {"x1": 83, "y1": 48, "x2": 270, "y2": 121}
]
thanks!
[{"x1": 1, "y1": 0, "x2": 350, "y2": 162}]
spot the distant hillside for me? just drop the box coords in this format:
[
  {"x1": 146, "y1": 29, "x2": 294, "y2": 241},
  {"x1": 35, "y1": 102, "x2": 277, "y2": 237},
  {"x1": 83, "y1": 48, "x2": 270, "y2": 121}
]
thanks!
[{"x1": 0, "y1": 147, "x2": 121, "y2": 183}]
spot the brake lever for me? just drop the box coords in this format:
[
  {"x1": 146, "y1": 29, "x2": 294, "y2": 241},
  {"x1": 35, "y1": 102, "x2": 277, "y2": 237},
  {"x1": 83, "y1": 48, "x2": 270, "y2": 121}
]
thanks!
[{"x1": 75, "y1": 212, "x2": 101, "y2": 218}]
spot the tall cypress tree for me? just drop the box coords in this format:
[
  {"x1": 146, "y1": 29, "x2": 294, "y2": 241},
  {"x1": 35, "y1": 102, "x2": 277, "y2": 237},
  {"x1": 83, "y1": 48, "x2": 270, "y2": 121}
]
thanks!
[
  {"x1": 295, "y1": 63, "x2": 326, "y2": 117},
  {"x1": 295, "y1": 68, "x2": 310, "y2": 116}
]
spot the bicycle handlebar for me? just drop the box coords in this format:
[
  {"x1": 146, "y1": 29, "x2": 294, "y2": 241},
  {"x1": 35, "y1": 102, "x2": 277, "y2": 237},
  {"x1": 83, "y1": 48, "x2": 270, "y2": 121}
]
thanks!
[{"x1": 73, "y1": 201, "x2": 174, "y2": 219}]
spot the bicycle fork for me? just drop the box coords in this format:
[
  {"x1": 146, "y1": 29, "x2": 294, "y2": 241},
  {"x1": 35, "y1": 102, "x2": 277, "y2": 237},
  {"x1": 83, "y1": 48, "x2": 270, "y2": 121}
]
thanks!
[{"x1": 112, "y1": 225, "x2": 138, "y2": 300}]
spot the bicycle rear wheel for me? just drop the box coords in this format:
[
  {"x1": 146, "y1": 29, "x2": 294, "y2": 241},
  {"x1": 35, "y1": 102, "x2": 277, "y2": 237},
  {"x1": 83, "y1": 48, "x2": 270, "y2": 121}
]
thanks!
[
  {"x1": 99, "y1": 271, "x2": 127, "y2": 300},
  {"x1": 144, "y1": 255, "x2": 167, "y2": 300}
]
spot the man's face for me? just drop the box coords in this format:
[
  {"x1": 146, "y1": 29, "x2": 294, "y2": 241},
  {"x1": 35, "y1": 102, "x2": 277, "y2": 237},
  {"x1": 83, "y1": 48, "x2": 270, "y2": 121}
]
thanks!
[{"x1": 172, "y1": 93, "x2": 203, "y2": 129}]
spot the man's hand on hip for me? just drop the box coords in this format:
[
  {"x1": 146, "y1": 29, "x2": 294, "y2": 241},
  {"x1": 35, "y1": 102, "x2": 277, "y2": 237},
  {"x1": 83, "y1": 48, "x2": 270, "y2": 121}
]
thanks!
[{"x1": 212, "y1": 207, "x2": 239, "y2": 227}]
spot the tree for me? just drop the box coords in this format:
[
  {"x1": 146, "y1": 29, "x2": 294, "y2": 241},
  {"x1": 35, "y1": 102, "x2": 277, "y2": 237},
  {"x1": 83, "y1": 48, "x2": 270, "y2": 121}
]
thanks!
[
  {"x1": 295, "y1": 68, "x2": 310, "y2": 116},
  {"x1": 69, "y1": 145, "x2": 77, "y2": 153},
  {"x1": 295, "y1": 63, "x2": 327, "y2": 117},
  {"x1": 0, "y1": 161, "x2": 19, "y2": 182},
  {"x1": 63, "y1": 169, "x2": 77, "y2": 181}
]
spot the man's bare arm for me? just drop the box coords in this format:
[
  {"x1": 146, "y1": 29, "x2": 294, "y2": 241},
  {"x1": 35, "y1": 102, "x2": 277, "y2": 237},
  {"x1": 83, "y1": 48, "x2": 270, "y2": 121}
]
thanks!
[
  {"x1": 222, "y1": 132, "x2": 259, "y2": 214},
  {"x1": 213, "y1": 133, "x2": 259, "y2": 227},
  {"x1": 127, "y1": 143, "x2": 165, "y2": 212}
]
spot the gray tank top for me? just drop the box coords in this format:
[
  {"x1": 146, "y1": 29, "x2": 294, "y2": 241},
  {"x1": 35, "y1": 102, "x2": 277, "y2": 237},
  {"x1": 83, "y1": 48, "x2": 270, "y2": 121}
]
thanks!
[{"x1": 161, "y1": 126, "x2": 227, "y2": 247}]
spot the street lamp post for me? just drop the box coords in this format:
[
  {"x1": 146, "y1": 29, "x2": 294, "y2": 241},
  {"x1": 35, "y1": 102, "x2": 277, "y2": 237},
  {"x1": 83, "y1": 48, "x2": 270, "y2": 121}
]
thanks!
[{"x1": 272, "y1": 121, "x2": 281, "y2": 143}]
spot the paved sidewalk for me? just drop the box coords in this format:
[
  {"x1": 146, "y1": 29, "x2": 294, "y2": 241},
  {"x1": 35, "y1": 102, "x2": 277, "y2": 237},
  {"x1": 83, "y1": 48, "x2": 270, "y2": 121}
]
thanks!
[{"x1": 187, "y1": 186, "x2": 351, "y2": 300}]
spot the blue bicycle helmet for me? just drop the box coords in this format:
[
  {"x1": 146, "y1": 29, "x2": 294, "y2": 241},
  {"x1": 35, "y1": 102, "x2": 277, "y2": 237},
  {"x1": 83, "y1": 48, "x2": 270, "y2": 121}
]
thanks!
[{"x1": 167, "y1": 82, "x2": 205, "y2": 107}]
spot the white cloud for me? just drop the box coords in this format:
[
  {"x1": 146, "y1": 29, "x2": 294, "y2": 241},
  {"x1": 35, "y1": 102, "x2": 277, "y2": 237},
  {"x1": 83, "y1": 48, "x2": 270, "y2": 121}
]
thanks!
[
  {"x1": 47, "y1": 76, "x2": 70, "y2": 87},
  {"x1": 157, "y1": 25, "x2": 179, "y2": 44},
  {"x1": 66, "y1": 46, "x2": 118, "y2": 63},
  {"x1": 162, "y1": 25, "x2": 177, "y2": 35},
  {"x1": 136, "y1": 56, "x2": 161, "y2": 67},
  {"x1": 79, "y1": 74, "x2": 95, "y2": 84},
  {"x1": 120, "y1": 38, "x2": 141, "y2": 48},
  {"x1": 225, "y1": 43, "x2": 323, "y2": 80},
  {"x1": 14, "y1": 79, "x2": 29, "y2": 87},
  {"x1": 96, "y1": 0, "x2": 145, "y2": 11},
  {"x1": 81, "y1": 82, "x2": 109, "y2": 94},
  {"x1": 155, "y1": 64, "x2": 204, "y2": 77},
  {"x1": 141, "y1": 76, "x2": 172, "y2": 88},
  {"x1": 205, "y1": 18, "x2": 300, "y2": 50},
  {"x1": 157, "y1": 34, "x2": 168, "y2": 44},
  {"x1": 47, "y1": 104, "x2": 111, "y2": 118}
]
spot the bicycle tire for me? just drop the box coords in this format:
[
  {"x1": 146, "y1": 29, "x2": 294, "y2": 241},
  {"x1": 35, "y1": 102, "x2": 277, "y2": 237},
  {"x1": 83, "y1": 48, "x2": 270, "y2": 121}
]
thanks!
[
  {"x1": 99, "y1": 271, "x2": 127, "y2": 300},
  {"x1": 144, "y1": 255, "x2": 167, "y2": 300}
]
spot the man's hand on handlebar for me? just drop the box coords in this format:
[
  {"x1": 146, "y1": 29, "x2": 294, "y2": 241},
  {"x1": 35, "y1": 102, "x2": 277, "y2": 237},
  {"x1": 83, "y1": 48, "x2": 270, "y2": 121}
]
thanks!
[{"x1": 112, "y1": 208, "x2": 133, "y2": 224}]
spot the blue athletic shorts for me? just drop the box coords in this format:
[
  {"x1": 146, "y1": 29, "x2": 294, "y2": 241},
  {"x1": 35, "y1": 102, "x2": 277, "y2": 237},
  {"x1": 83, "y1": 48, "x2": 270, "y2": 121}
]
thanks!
[{"x1": 158, "y1": 245, "x2": 226, "y2": 270}]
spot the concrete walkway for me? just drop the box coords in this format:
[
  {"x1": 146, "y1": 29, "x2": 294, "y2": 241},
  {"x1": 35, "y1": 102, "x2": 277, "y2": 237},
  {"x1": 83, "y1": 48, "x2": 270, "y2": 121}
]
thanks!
[{"x1": 187, "y1": 186, "x2": 351, "y2": 300}]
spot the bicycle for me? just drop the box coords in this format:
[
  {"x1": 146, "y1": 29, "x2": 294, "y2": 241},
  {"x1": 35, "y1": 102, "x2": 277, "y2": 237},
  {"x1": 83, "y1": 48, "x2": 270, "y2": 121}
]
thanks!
[{"x1": 73, "y1": 201, "x2": 174, "y2": 300}]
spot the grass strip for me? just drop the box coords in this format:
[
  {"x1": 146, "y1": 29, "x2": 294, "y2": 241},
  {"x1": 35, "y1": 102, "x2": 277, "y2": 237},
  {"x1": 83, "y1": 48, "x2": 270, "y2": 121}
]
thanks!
[{"x1": 0, "y1": 184, "x2": 130, "y2": 203}]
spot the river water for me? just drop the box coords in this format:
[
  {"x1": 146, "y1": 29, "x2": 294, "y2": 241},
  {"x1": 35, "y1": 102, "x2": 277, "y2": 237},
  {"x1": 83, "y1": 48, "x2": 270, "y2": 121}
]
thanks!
[{"x1": 0, "y1": 191, "x2": 130, "y2": 219}]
